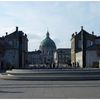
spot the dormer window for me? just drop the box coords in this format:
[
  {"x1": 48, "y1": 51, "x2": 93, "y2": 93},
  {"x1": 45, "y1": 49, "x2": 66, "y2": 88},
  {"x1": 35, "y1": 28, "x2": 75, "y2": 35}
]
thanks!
[{"x1": 87, "y1": 40, "x2": 93, "y2": 47}]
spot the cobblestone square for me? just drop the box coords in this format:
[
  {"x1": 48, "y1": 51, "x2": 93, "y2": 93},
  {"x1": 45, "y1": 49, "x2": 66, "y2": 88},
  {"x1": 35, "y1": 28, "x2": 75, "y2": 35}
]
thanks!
[{"x1": 0, "y1": 80, "x2": 100, "y2": 98}]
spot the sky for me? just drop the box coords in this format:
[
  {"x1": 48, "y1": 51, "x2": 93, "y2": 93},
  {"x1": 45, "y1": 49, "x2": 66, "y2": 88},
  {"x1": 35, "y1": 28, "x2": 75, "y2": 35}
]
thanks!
[{"x1": 0, "y1": 1, "x2": 100, "y2": 51}]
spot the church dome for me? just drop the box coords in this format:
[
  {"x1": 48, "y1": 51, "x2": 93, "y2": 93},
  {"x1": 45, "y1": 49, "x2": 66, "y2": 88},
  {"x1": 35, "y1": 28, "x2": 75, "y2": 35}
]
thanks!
[{"x1": 39, "y1": 31, "x2": 56, "y2": 50}]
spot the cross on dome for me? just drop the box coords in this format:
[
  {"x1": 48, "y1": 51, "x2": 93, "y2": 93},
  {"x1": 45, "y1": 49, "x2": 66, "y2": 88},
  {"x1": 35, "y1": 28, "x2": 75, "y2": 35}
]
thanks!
[{"x1": 46, "y1": 31, "x2": 50, "y2": 37}]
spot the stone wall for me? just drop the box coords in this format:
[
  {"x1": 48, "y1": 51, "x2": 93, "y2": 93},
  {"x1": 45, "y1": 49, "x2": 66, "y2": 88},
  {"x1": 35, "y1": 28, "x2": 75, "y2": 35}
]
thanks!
[{"x1": 86, "y1": 50, "x2": 100, "y2": 68}]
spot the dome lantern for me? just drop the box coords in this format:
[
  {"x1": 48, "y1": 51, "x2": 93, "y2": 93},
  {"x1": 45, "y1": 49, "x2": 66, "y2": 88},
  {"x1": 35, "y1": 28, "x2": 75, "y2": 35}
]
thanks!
[{"x1": 46, "y1": 31, "x2": 50, "y2": 38}]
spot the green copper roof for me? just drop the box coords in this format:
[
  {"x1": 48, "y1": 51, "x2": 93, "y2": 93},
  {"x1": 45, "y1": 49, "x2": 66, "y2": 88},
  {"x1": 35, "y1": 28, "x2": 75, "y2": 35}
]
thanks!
[{"x1": 39, "y1": 31, "x2": 56, "y2": 49}]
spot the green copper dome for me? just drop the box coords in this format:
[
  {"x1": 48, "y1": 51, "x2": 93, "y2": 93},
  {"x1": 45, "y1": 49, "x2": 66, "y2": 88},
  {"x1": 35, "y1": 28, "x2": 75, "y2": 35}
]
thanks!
[{"x1": 39, "y1": 31, "x2": 56, "y2": 50}]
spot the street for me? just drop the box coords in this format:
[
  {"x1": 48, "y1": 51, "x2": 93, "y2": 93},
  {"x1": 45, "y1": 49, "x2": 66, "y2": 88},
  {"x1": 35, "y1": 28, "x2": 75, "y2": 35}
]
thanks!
[{"x1": 0, "y1": 79, "x2": 100, "y2": 98}]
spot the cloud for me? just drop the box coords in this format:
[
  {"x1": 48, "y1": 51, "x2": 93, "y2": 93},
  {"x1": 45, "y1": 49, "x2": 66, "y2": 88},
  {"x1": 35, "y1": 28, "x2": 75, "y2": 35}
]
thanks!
[
  {"x1": 28, "y1": 39, "x2": 41, "y2": 51},
  {"x1": 28, "y1": 34, "x2": 41, "y2": 40},
  {"x1": 0, "y1": 1, "x2": 99, "y2": 50}
]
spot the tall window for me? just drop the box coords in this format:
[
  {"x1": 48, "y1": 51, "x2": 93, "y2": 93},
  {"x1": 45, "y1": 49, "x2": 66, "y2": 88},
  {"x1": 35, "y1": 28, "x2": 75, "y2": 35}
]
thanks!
[{"x1": 87, "y1": 40, "x2": 93, "y2": 47}]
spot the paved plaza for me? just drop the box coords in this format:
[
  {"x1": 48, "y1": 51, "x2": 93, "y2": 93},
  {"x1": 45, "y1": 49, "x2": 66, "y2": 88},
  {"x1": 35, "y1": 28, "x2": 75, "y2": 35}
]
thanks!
[{"x1": 0, "y1": 79, "x2": 100, "y2": 98}]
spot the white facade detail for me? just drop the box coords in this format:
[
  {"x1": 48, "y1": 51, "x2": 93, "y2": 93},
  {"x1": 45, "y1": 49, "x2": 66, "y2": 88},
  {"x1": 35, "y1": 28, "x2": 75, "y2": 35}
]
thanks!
[{"x1": 76, "y1": 52, "x2": 83, "y2": 68}]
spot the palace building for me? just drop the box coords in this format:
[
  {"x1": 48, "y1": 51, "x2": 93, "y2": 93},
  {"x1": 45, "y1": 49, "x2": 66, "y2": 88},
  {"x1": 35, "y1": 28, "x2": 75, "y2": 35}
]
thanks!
[
  {"x1": 39, "y1": 31, "x2": 56, "y2": 66},
  {"x1": 28, "y1": 50, "x2": 42, "y2": 67},
  {"x1": 28, "y1": 31, "x2": 71, "y2": 68},
  {"x1": 0, "y1": 27, "x2": 28, "y2": 69},
  {"x1": 54, "y1": 48, "x2": 71, "y2": 68},
  {"x1": 71, "y1": 26, "x2": 100, "y2": 68},
  {"x1": 28, "y1": 31, "x2": 57, "y2": 68}
]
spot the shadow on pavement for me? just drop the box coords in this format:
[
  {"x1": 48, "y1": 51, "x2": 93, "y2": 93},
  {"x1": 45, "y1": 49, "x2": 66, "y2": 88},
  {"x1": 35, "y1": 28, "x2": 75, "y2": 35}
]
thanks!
[{"x1": 0, "y1": 90, "x2": 23, "y2": 93}]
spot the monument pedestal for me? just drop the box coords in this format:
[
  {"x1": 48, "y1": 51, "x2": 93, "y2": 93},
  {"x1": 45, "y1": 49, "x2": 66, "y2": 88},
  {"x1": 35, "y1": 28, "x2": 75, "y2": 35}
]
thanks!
[{"x1": 1, "y1": 68, "x2": 100, "y2": 81}]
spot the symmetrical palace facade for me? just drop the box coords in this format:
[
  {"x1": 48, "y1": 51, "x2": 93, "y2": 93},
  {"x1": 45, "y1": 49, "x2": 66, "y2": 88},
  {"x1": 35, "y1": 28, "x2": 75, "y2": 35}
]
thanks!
[
  {"x1": 0, "y1": 26, "x2": 99, "y2": 69},
  {"x1": 0, "y1": 27, "x2": 28, "y2": 69},
  {"x1": 71, "y1": 26, "x2": 100, "y2": 68}
]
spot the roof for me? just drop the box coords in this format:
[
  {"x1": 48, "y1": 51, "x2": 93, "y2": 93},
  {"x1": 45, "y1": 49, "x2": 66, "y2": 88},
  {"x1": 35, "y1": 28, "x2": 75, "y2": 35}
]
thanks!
[
  {"x1": 71, "y1": 28, "x2": 97, "y2": 40},
  {"x1": 96, "y1": 36, "x2": 100, "y2": 39},
  {"x1": 4, "y1": 27, "x2": 28, "y2": 41},
  {"x1": 28, "y1": 50, "x2": 41, "y2": 54},
  {"x1": 79, "y1": 29, "x2": 91, "y2": 35},
  {"x1": 57, "y1": 48, "x2": 71, "y2": 51},
  {"x1": 57, "y1": 48, "x2": 70, "y2": 52},
  {"x1": 39, "y1": 31, "x2": 56, "y2": 50},
  {"x1": 56, "y1": 48, "x2": 71, "y2": 54}
]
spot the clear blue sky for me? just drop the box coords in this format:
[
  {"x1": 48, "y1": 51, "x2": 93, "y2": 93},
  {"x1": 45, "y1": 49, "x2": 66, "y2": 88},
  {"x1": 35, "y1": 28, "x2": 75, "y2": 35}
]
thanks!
[{"x1": 0, "y1": 1, "x2": 100, "y2": 51}]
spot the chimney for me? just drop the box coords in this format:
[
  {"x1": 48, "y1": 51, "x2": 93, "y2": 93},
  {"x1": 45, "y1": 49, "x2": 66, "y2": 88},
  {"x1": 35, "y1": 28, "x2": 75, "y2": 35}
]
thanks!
[
  {"x1": 72, "y1": 33, "x2": 74, "y2": 37},
  {"x1": 25, "y1": 34, "x2": 27, "y2": 37},
  {"x1": 16, "y1": 26, "x2": 18, "y2": 32},
  {"x1": 92, "y1": 31, "x2": 94, "y2": 35},
  {"x1": 6, "y1": 32, "x2": 8, "y2": 36},
  {"x1": 81, "y1": 26, "x2": 83, "y2": 30},
  {"x1": 75, "y1": 32, "x2": 77, "y2": 35}
]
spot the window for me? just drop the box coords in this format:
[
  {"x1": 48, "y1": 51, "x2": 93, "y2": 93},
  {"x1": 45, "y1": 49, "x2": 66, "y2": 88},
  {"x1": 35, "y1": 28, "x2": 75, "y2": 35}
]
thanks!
[
  {"x1": 87, "y1": 40, "x2": 93, "y2": 47},
  {"x1": 91, "y1": 41, "x2": 93, "y2": 46},
  {"x1": 78, "y1": 39, "x2": 81, "y2": 49}
]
